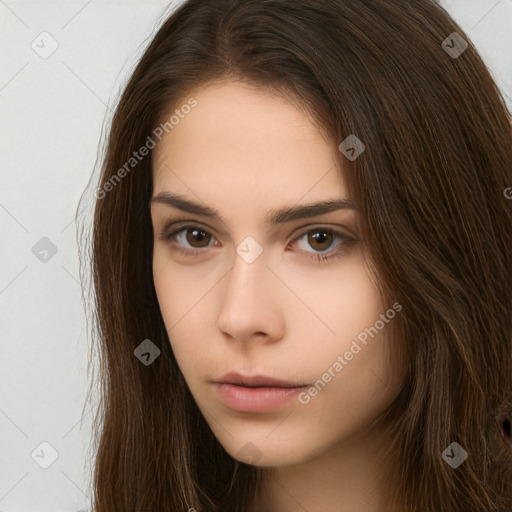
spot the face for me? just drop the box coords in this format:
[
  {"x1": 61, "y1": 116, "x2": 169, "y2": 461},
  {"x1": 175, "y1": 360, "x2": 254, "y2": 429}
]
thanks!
[{"x1": 151, "y1": 80, "x2": 404, "y2": 467}]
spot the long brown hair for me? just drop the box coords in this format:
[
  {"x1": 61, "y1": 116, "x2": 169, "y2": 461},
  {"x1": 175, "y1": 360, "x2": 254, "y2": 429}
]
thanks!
[{"x1": 78, "y1": 0, "x2": 512, "y2": 510}]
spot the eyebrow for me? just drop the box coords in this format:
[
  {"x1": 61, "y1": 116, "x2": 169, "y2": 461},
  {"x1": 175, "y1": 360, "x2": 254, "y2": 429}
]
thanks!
[{"x1": 151, "y1": 191, "x2": 357, "y2": 227}]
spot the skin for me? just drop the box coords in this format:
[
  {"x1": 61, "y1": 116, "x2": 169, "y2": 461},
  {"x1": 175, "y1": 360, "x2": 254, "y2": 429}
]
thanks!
[{"x1": 151, "y1": 80, "x2": 405, "y2": 512}]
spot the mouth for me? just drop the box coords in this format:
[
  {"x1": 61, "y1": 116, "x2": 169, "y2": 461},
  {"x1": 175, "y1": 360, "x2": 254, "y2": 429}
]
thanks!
[
  {"x1": 212, "y1": 371, "x2": 310, "y2": 412},
  {"x1": 214, "y1": 371, "x2": 308, "y2": 388}
]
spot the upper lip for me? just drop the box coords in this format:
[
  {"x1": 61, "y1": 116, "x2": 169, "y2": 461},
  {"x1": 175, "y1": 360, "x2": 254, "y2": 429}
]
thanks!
[{"x1": 214, "y1": 371, "x2": 307, "y2": 388}]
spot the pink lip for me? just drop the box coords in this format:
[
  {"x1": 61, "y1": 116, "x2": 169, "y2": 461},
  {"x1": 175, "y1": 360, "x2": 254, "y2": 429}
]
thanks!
[
  {"x1": 214, "y1": 383, "x2": 306, "y2": 412},
  {"x1": 215, "y1": 371, "x2": 306, "y2": 388},
  {"x1": 213, "y1": 371, "x2": 309, "y2": 412}
]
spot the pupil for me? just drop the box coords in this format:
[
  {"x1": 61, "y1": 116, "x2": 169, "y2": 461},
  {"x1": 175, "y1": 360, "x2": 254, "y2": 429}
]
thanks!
[
  {"x1": 309, "y1": 229, "x2": 332, "y2": 251},
  {"x1": 187, "y1": 228, "x2": 209, "y2": 247}
]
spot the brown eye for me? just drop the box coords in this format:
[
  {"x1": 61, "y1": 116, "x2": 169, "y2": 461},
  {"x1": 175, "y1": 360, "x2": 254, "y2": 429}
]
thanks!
[
  {"x1": 291, "y1": 226, "x2": 355, "y2": 263},
  {"x1": 185, "y1": 227, "x2": 211, "y2": 248},
  {"x1": 160, "y1": 224, "x2": 217, "y2": 253},
  {"x1": 307, "y1": 229, "x2": 334, "y2": 252}
]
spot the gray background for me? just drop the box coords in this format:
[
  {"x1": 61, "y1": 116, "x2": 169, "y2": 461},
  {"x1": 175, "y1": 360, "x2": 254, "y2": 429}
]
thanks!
[{"x1": 0, "y1": 0, "x2": 511, "y2": 510}]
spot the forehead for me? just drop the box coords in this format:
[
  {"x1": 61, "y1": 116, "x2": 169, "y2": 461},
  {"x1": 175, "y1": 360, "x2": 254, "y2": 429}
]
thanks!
[{"x1": 152, "y1": 80, "x2": 349, "y2": 214}]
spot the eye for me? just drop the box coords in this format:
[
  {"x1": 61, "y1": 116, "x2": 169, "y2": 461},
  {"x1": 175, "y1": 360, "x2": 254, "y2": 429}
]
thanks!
[
  {"x1": 161, "y1": 224, "x2": 218, "y2": 254},
  {"x1": 290, "y1": 226, "x2": 355, "y2": 263},
  {"x1": 158, "y1": 223, "x2": 355, "y2": 263}
]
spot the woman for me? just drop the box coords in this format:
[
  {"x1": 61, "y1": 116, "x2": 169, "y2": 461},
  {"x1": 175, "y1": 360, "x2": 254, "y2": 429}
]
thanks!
[{"x1": 80, "y1": 0, "x2": 512, "y2": 510}]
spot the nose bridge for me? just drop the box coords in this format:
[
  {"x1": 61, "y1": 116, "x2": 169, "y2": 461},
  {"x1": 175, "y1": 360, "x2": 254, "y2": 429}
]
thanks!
[
  {"x1": 216, "y1": 241, "x2": 283, "y2": 342},
  {"x1": 223, "y1": 246, "x2": 267, "y2": 318},
  {"x1": 227, "y1": 233, "x2": 268, "y2": 297}
]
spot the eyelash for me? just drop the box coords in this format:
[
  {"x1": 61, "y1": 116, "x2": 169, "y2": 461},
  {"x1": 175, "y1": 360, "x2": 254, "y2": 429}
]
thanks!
[{"x1": 158, "y1": 222, "x2": 355, "y2": 263}]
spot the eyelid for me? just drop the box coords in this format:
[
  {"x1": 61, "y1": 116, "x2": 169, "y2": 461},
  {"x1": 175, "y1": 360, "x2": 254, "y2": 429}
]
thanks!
[
  {"x1": 292, "y1": 223, "x2": 356, "y2": 241},
  {"x1": 160, "y1": 220, "x2": 221, "y2": 242}
]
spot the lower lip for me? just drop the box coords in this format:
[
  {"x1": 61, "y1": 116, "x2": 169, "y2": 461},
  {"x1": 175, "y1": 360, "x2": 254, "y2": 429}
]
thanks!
[{"x1": 215, "y1": 383, "x2": 306, "y2": 412}]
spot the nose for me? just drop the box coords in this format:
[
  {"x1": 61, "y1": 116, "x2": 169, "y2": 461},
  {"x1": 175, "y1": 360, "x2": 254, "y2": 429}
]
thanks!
[{"x1": 215, "y1": 246, "x2": 286, "y2": 344}]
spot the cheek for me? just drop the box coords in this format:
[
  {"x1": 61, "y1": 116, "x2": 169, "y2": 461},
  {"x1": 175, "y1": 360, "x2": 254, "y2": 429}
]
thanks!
[
  {"x1": 152, "y1": 248, "x2": 219, "y2": 328},
  {"x1": 282, "y1": 251, "x2": 384, "y2": 343},
  {"x1": 294, "y1": 260, "x2": 402, "y2": 420},
  {"x1": 299, "y1": 332, "x2": 401, "y2": 434},
  {"x1": 153, "y1": 247, "x2": 253, "y2": 402},
  {"x1": 152, "y1": 251, "x2": 220, "y2": 374}
]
